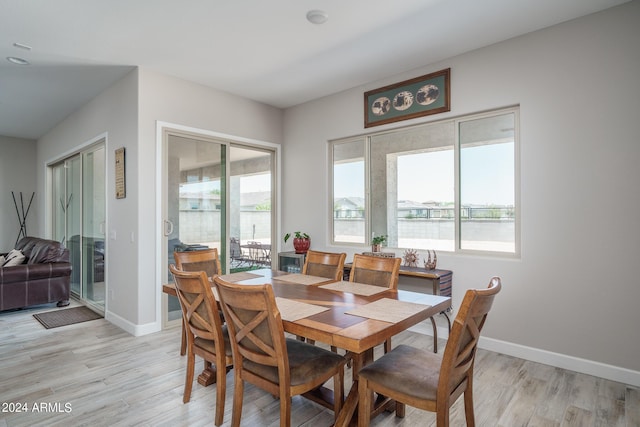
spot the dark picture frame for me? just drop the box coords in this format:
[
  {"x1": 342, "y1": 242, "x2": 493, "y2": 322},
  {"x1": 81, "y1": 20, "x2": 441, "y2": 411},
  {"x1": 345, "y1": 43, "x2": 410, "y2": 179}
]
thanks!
[{"x1": 364, "y1": 68, "x2": 450, "y2": 128}]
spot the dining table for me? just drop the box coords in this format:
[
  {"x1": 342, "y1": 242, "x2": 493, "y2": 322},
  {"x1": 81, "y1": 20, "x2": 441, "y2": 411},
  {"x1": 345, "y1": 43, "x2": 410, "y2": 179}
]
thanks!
[{"x1": 163, "y1": 268, "x2": 451, "y2": 426}]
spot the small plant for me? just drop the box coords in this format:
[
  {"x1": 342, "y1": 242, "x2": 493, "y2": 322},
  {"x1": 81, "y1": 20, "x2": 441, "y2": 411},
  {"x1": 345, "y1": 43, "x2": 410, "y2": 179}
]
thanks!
[
  {"x1": 284, "y1": 231, "x2": 309, "y2": 243},
  {"x1": 371, "y1": 234, "x2": 387, "y2": 245}
]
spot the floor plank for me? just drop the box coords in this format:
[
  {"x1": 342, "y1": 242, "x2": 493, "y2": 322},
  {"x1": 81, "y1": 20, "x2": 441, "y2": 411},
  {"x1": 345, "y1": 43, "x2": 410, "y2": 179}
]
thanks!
[{"x1": 0, "y1": 302, "x2": 638, "y2": 426}]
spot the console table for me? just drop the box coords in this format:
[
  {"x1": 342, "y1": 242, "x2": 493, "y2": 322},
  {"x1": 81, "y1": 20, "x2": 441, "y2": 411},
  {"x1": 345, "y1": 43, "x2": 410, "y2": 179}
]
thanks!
[
  {"x1": 344, "y1": 263, "x2": 452, "y2": 297},
  {"x1": 394, "y1": 266, "x2": 452, "y2": 297}
]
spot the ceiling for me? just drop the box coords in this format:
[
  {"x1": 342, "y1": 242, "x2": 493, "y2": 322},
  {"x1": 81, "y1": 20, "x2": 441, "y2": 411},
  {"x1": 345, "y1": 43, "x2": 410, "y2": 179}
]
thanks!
[{"x1": 0, "y1": 0, "x2": 629, "y2": 140}]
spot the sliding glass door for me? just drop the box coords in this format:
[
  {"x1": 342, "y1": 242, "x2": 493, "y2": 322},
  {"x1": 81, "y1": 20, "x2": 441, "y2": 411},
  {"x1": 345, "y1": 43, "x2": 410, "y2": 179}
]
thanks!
[
  {"x1": 162, "y1": 129, "x2": 275, "y2": 325},
  {"x1": 81, "y1": 147, "x2": 106, "y2": 305},
  {"x1": 163, "y1": 134, "x2": 226, "y2": 322},
  {"x1": 51, "y1": 143, "x2": 106, "y2": 312},
  {"x1": 229, "y1": 145, "x2": 273, "y2": 270}
]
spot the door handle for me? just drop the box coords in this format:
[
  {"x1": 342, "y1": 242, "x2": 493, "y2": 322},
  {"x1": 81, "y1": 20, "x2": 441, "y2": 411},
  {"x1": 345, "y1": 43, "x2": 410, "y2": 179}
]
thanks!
[{"x1": 164, "y1": 219, "x2": 174, "y2": 236}]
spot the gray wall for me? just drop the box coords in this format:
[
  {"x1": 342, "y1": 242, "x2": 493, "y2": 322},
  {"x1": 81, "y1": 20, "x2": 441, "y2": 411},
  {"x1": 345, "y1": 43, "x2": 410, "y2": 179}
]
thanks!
[
  {"x1": 282, "y1": 2, "x2": 640, "y2": 381},
  {"x1": 0, "y1": 136, "x2": 37, "y2": 251},
  {"x1": 36, "y1": 68, "x2": 283, "y2": 332},
  {"x1": 22, "y1": 1, "x2": 640, "y2": 385}
]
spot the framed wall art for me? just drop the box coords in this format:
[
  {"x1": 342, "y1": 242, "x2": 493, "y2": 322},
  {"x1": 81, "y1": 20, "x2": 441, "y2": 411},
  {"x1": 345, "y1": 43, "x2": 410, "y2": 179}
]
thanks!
[
  {"x1": 115, "y1": 147, "x2": 126, "y2": 199},
  {"x1": 364, "y1": 68, "x2": 450, "y2": 128}
]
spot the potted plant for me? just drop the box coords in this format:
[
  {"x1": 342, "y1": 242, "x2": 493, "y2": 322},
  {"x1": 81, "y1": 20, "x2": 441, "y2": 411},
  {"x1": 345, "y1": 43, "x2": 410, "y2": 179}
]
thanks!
[
  {"x1": 284, "y1": 231, "x2": 310, "y2": 254},
  {"x1": 371, "y1": 234, "x2": 387, "y2": 252}
]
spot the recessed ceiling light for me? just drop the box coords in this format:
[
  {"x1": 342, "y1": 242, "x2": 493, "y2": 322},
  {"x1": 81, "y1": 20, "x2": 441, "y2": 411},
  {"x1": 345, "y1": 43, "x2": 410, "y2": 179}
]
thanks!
[
  {"x1": 306, "y1": 10, "x2": 328, "y2": 25},
  {"x1": 13, "y1": 42, "x2": 32, "y2": 51},
  {"x1": 7, "y1": 56, "x2": 30, "y2": 65}
]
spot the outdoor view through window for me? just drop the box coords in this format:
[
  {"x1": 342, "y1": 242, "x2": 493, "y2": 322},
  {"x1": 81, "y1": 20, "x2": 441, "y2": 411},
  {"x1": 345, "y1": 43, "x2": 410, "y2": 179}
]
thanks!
[{"x1": 332, "y1": 108, "x2": 517, "y2": 254}]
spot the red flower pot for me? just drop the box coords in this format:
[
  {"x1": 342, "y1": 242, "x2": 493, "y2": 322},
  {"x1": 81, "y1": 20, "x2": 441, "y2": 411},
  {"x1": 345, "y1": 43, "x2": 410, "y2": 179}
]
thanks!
[{"x1": 293, "y1": 238, "x2": 310, "y2": 254}]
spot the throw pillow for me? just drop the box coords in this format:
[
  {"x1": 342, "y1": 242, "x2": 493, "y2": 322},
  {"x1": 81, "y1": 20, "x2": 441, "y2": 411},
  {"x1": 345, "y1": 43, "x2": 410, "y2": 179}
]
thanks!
[
  {"x1": 0, "y1": 255, "x2": 5, "y2": 266},
  {"x1": 3, "y1": 249, "x2": 26, "y2": 267}
]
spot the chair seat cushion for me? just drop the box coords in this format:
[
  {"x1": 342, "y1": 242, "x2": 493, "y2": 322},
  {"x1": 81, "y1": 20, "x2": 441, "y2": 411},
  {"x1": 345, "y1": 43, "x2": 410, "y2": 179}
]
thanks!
[
  {"x1": 194, "y1": 325, "x2": 233, "y2": 357},
  {"x1": 244, "y1": 338, "x2": 345, "y2": 386},
  {"x1": 358, "y1": 344, "x2": 442, "y2": 401}
]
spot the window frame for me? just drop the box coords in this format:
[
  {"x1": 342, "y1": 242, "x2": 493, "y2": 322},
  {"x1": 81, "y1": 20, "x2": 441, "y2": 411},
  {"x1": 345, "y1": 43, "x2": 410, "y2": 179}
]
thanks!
[{"x1": 329, "y1": 106, "x2": 520, "y2": 257}]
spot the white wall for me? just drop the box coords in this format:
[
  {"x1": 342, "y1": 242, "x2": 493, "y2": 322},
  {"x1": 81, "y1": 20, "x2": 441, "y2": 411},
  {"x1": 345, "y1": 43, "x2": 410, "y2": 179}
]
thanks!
[
  {"x1": 0, "y1": 136, "x2": 37, "y2": 250},
  {"x1": 27, "y1": 0, "x2": 639, "y2": 385},
  {"x1": 282, "y1": 1, "x2": 640, "y2": 382},
  {"x1": 137, "y1": 69, "x2": 283, "y2": 328},
  {"x1": 37, "y1": 69, "x2": 140, "y2": 326},
  {"x1": 35, "y1": 68, "x2": 283, "y2": 335}
]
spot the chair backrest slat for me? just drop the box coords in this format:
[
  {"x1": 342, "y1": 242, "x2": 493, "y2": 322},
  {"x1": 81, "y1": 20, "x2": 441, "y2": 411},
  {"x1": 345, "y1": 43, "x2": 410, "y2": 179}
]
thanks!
[
  {"x1": 302, "y1": 250, "x2": 346, "y2": 281},
  {"x1": 174, "y1": 248, "x2": 222, "y2": 278},
  {"x1": 349, "y1": 254, "x2": 401, "y2": 289}
]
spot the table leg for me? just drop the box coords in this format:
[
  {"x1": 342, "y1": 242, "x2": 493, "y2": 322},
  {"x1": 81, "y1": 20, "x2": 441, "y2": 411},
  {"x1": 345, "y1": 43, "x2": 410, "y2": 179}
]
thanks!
[
  {"x1": 335, "y1": 383, "x2": 359, "y2": 427},
  {"x1": 442, "y1": 310, "x2": 452, "y2": 332},
  {"x1": 197, "y1": 363, "x2": 232, "y2": 387},
  {"x1": 430, "y1": 316, "x2": 438, "y2": 353},
  {"x1": 335, "y1": 349, "x2": 374, "y2": 426},
  {"x1": 197, "y1": 365, "x2": 218, "y2": 386}
]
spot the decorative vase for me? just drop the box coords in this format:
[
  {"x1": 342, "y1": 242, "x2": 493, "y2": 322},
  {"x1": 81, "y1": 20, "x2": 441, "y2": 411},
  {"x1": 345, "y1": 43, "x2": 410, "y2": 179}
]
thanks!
[
  {"x1": 371, "y1": 244, "x2": 381, "y2": 252},
  {"x1": 293, "y1": 238, "x2": 310, "y2": 254},
  {"x1": 424, "y1": 249, "x2": 437, "y2": 270}
]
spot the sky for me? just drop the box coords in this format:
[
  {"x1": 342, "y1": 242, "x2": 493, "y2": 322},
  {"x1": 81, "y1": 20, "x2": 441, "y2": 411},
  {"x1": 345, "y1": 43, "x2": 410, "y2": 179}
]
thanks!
[
  {"x1": 180, "y1": 142, "x2": 515, "y2": 206},
  {"x1": 335, "y1": 142, "x2": 514, "y2": 206}
]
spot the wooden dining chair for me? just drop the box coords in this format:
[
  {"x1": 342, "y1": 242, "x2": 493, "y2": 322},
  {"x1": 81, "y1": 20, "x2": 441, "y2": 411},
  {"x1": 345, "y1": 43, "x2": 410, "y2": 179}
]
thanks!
[
  {"x1": 173, "y1": 248, "x2": 222, "y2": 278},
  {"x1": 168, "y1": 265, "x2": 233, "y2": 427},
  {"x1": 213, "y1": 276, "x2": 347, "y2": 427},
  {"x1": 299, "y1": 250, "x2": 347, "y2": 345},
  {"x1": 357, "y1": 277, "x2": 502, "y2": 427},
  {"x1": 173, "y1": 248, "x2": 223, "y2": 356},
  {"x1": 349, "y1": 253, "x2": 401, "y2": 353},
  {"x1": 302, "y1": 249, "x2": 347, "y2": 281},
  {"x1": 349, "y1": 253, "x2": 401, "y2": 289}
]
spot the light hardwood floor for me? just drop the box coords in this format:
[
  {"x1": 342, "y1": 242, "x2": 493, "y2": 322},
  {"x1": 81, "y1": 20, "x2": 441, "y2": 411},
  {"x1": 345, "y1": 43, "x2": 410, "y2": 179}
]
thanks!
[{"x1": 1, "y1": 302, "x2": 638, "y2": 427}]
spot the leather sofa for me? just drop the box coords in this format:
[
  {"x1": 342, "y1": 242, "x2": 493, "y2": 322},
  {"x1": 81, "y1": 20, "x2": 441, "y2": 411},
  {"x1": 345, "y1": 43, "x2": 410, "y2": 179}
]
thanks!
[{"x1": 0, "y1": 236, "x2": 72, "y2": 311}]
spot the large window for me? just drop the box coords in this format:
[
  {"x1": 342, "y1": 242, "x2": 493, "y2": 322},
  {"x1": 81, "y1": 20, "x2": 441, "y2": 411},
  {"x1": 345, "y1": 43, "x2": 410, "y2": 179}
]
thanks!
[
  {"x1": 331, "y1": 107, "x2": 518, "y2": 255},
  {"x1": 332, "y1": 139, "x2": 366, "y2": 243}
]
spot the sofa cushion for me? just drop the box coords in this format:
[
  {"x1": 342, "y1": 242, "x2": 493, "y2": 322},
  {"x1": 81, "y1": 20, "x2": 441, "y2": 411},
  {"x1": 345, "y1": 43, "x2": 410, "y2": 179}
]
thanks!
[
  {"x1": 28, "y1": 241, "x2": 67, "y2": 264},
  {"x1": 14, "y1": 237, "x2": 69, "y2": 264},
  {"x1": 15, "y1": 237, "x2": 39, "y2": 258},
  {"x1": 3, "y1": 249, "x2": 26, "y2": 267}
]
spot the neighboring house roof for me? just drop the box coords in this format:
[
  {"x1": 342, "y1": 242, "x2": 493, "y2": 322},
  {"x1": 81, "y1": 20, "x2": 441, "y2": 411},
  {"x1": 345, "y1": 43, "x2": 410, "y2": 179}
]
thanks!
[
  {"x1": 397, "y1": 200, "x2": 430, "y2": 210},
  {"x1": 239, "y1": 191, "x2": 271, "y2": 209},
  {"x1": 335, "y1": 197, "x2": 364, "y2": 209}
]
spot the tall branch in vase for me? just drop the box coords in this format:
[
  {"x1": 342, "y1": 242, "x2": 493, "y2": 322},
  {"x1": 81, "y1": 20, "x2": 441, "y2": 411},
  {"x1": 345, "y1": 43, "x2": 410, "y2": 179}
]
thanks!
[{"x1": 12, "y1": 191, "x2": 35, "y2": 246}]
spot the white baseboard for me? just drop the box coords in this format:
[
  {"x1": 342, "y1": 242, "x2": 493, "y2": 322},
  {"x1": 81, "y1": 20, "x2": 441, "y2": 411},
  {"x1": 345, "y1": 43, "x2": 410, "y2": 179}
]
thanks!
[
  {"x1": 409, "y1": 323, "x2": 640, "y2": 388},
  {"x1": 480, "y1": 336, "x2": 640, "y2": 388},
  {"x1": 105, "y1": 311, "x2": 161, "y2": 337}
]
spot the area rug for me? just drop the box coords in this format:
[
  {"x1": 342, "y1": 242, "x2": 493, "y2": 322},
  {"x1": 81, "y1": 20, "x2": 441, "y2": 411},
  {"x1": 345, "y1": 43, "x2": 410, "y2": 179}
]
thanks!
[{"x1": 33, "y1": 306, "x2": 102, "y2": 329}]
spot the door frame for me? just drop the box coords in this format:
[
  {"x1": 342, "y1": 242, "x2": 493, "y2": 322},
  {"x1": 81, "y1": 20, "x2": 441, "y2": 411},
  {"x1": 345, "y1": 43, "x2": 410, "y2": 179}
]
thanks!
[
  {"x1": 45, "y1": 133, "x2": 107, "y2": 315},
  {"x1": 155, "y1": 121, "x2": 281, "y2": 329}
]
